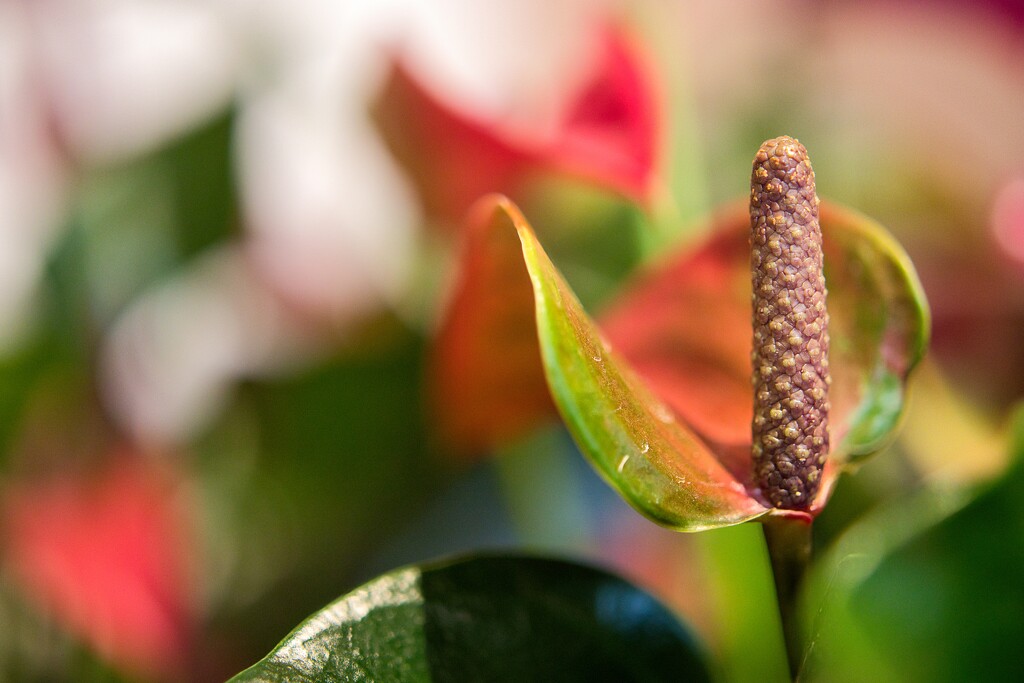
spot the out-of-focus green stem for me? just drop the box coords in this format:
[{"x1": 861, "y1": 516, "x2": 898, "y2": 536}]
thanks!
[
  {"x1": 695, "y1": 524, "x2": 790, "y2": 683},
  {"x1": 763, "y1": 517, "x2": 813, "y2": 681}
]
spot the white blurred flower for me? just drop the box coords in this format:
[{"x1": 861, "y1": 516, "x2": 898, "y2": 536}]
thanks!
[
  {"x1": 28, "y1": 0, "x2": 240, "y2": 164},
  {"x1": 233, "y1": 0, "x2": 418, "y2": 323},
  {"x1": 102, "y1": 246, "x2": 318, "y2": 445},
  {"x1": 0, "y1": 1, "x2": 67, "y2": 351},
  {"x1": 97, "y1": 0, "x2": 611, "y2": 445}
]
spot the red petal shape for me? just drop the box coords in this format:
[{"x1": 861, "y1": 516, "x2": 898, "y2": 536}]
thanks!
[
  {"x1": 373, "y1": 63, "x2": 539, "y2": 226},
  {"x1": 2, "y1": 456, "x2": 196, "y2": 679},
  {"x1": 374, "y1": 25, "x2": 660, "y2": 225},
  {"x1": 541, "y1": 27, "x2": 660, "y2": 204},
  {"x1": 430, "y1": 199, "x2": 557, "y2": 454},
  {"x1": 600, "y1": 209, "x2": 753, "y2": 454}
]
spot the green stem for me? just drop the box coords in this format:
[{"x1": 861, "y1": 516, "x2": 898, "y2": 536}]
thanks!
[{"x1": 762, "y1": 517, "x2": 813, "y2": 682}]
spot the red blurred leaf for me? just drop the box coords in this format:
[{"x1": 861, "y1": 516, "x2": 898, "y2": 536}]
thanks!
[
  {"x1": 374, "y1": 63, "x2": 538, "y2": 225},
  {"x1": 2, "y1": 456, "x2": 197, "y2": 680},
  {"x1": 430, "y1": 200, "x2": 556, "y2": 454},
  {"x1": 374, "y1": 26, "x2": 659, "y2": 225},
  {"x1": 541, "y1": 27, "x2": 659, "y2": 204}
]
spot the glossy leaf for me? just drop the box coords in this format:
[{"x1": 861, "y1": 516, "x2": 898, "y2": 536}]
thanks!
[
  {"x1": 229, "y1": 554, "x2": 712, "y2": 683},
  {"x1": 497, "y1": 198, "x2": 767, "y2": 530}
]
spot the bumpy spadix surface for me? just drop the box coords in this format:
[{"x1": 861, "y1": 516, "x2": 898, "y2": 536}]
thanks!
[{"x1": 750, "y1": 137, "x2": 831, "y2": 509}]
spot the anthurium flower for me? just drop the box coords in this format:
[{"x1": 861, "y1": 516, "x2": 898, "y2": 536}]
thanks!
[
  {"x1": 431, "y1": 180, "x2": 928, "y2": 529},
  {"x1": 374, "y1": 25, "x2": 659, "y2": 225}
]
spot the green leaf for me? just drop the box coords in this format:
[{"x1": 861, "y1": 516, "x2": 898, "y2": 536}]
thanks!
[
  {"x1": 159, "y1": 110, "x2": 238, "y2": 259},
  {"x1": 494, "y1": 197, "x2": 767, "y2": 531},
  {"x1": 819, "y1": 203, "x2": 930, "y2": 459},
  {"x1": 229, "y1": 554, "x2": 713, "y2": 682}
]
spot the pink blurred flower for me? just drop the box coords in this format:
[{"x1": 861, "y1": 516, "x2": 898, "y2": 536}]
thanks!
[
  {"x1": 992, "y1": 177, "x2": 1024, "y2": 269},
  {"x1": 2, "y1": 456, "x2": 199, "y2": 680}
]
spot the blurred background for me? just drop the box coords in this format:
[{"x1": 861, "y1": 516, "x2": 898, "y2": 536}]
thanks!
[{"x1": 0, "y1": 0, "x2": 1022, "y2": 681}]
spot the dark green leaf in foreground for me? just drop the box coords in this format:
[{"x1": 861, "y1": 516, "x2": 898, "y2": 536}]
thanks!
[{"x1": 229, "y1": 555, "x2": 712, "y2": 683}]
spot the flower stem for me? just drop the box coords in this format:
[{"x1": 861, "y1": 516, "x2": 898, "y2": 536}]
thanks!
[{"x1": 762, "y1": 516, "x2": 813, "y2": 681}]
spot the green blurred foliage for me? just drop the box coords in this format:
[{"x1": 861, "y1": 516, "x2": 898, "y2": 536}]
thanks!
[
  {"x1": 850, "y1": 411, "x2": 1024, "y2": 682},
  {"x1": 803, "y1": 408, "x2": 1024, "y2": 683}
]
